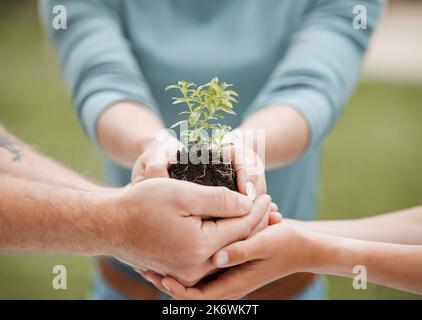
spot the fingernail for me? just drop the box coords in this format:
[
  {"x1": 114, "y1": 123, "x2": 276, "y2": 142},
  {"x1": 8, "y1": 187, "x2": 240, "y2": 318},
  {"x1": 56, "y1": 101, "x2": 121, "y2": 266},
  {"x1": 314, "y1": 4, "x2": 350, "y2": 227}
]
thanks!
[
  {"x1": 215, "y1": 250, "x2": 229, "y2": 267},
  {"x1": 162, "y1": 280, "x2": 171, "y2": 292},
  {"x1": 239, "y1": 194, "x2": 253, "y2": 213},
  {"x1": 246, "y1": 181, "x2": 256, "y2": 201}
]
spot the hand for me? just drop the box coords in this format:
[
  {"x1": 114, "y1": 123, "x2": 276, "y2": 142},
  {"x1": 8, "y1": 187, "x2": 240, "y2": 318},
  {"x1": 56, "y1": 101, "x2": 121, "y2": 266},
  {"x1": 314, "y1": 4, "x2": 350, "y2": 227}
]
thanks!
[
  {"x1": 143, "y1": 223, "x2": 313, "y2": 299},
  {"x1": 131, "y1": 131, "x2": 183, "y2": 183},
  {"x1": 131, "y1": 129, "x2": 266, "y2": 201},
  {"x1": 131, "y1": 128, "x2": 274, "y2": 239},
  {"x1": 131, "y1": 129, "x2": 274, "y2": 234},
  {"x1": 227, "y1": 129, "x2": 266, "y2": 201},
  {"x1": 103, "y1": 178, "x2": 272, "y2": 286}
]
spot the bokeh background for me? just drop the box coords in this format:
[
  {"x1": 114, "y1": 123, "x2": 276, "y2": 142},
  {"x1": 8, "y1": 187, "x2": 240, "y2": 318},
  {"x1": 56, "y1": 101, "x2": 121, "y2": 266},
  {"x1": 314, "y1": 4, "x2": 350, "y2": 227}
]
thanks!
[{"x1": 0, "y1": 1, "x2": 421, "y2": 299}]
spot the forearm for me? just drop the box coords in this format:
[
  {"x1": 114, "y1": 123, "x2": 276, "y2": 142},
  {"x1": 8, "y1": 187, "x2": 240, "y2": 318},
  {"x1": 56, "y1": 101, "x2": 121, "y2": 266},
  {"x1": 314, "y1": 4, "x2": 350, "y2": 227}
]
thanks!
[
  {"x1": 238, "y1": 105, "x2": 310, "y2": 169},
  {"x1": 0, "y1": 126, "x2": 101, "y2": 191},
  {"x1": 287, "y1": 206, "x2": 422, "y2": 245},
  {"x1": 96, "y1": 102, "x2": 165, "y2": 167},
  {"x1": 0, "y1": 175, "x2": 116, "y2": 255},
  {"x1": 305, "y1": 230, "x2": 422, "y2": 294}
]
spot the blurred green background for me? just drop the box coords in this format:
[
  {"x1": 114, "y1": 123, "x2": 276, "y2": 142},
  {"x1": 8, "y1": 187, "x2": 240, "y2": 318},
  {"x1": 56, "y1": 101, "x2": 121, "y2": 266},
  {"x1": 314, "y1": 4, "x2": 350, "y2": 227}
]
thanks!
[{"x1": 0, "y1": 2, "x2": 421, "y2": 299}]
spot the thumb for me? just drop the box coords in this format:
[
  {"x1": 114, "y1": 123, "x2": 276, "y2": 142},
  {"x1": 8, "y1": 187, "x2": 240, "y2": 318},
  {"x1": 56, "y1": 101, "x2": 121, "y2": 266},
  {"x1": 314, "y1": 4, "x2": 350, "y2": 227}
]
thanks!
[{"x1": 189, "y1": 184, "x2": 253, "y2": 218}]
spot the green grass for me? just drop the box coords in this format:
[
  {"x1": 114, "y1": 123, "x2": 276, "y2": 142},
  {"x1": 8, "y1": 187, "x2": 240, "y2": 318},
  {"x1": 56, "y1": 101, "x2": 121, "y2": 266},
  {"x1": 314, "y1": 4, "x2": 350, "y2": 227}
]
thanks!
[
  {"x1": 321, "y1": 81, "x2": 422, "y2": 299},
  {"x1": 0, "y1": 3, "x2": 421, "y2": 299}
]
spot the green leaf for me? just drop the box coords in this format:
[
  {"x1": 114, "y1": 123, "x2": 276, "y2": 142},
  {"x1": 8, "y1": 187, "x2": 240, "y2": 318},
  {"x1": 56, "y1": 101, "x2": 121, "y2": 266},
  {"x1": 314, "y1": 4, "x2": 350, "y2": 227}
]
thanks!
[
  {"x1": 225, "y1": 90, "x2": 239, "y2": 96},
  {"x1": 223, "y1": 100, "x2": 233, "y2": 108},
  {"x1": 166, "y1": 77, "x2": 239, "y2": 148},
  {"x1": 170, "y1": 120, "x2": 188, "y2": 129},
  {"x1": 165, "y1": 85, "x2": 180, "y2": 91},
  {"x1": 220, "y1": 106, "x2": 236, "y2": 115}
]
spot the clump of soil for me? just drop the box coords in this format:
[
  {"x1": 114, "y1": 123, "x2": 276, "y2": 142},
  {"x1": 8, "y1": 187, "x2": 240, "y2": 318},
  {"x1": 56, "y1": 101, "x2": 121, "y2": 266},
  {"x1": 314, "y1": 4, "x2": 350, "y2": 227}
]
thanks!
[{"x1": 168, "y1": 149, "x2": 238, "y2": 191}]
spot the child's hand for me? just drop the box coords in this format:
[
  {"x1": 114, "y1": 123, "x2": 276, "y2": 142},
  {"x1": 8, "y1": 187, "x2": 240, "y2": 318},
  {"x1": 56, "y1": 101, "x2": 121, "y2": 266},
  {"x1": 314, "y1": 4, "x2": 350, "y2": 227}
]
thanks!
[{"x1": 143, "y1": 223, "x2": 309, "y2": 300}]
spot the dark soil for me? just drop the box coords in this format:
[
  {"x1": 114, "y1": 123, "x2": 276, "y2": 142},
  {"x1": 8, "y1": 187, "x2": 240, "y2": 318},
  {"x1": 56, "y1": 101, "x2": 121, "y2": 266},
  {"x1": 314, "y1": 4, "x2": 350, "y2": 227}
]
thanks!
[{"x1": 168, "y1": 149, "x2": 238, "y2": 191}]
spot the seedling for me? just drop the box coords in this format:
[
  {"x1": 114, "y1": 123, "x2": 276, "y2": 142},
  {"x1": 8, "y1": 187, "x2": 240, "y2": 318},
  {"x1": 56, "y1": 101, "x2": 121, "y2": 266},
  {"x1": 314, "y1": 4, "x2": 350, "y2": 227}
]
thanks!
[
  {"x1": 166, "y1": 77, "x2": 238, "y2": 149},
  {"x1": 166, "y1": 77, "x2": 239, "y2": 191}
]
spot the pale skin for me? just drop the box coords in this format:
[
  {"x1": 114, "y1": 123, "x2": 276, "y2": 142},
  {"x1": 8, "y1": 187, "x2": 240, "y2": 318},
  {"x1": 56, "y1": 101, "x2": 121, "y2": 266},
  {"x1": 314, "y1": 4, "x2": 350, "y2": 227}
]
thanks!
[
  {"x1": 0, "y1": 126, "x2": 102, "y2": 192},
  {"x1": 98, "y1": 103, "x2": 422, "y2": 297},
  {"x1": 96, "y1": 101, "x2": 310, "y2": 296},
  {"x1": 145, "y1": 206, "x2": 422, "y2": 298},
  {"x1": 97, "y1": 103, "x2": 278, "y2": 238},
  {"x1": 0, "y1": 125, "x2": 281, "y2": 287},
  {"x1": 96, "y1": 102, "x2": 303, "y2": 235},
  {"x1": 96, "y1": 101, "x2": 309, "y2": 196}
]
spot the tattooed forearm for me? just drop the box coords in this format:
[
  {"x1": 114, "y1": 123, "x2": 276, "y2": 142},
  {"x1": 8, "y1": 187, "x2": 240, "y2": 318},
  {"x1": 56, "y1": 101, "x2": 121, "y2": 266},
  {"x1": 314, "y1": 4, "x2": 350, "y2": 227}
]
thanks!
[{"x1": 0, "y1": 132, "x2": 22, "y2": 162}]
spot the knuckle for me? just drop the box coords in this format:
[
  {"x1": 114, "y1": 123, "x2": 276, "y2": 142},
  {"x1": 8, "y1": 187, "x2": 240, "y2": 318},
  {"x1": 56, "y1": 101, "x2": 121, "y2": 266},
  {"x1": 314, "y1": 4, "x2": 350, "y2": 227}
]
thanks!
[{"x1": 237, "y1": 245, "x2": 249, "y2": 262}]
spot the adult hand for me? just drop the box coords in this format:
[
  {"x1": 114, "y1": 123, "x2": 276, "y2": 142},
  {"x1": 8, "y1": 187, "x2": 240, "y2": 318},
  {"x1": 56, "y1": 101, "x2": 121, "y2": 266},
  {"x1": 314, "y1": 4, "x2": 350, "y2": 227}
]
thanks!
[
  {"x1": 131, "y1": 131, "x2": 183, "y2": 183},
  {"x1": 143, "y1": 223, "x2": 312, "y2": 299},
  {"x1": 130, "y1": 128, "x2": 275, "y2": 238},
  {"x1": 104, "y1": 178, "x2": 272, "y2": 286},
  {"x1": 130, "y1": 129, "x2": 275, "y2": 234},
  {"x1": 131, "y1": 128, "x2": 266, "y2": 201},
  {"x1": 226, "y1": 129, "x2": 266, "y2": 201}
]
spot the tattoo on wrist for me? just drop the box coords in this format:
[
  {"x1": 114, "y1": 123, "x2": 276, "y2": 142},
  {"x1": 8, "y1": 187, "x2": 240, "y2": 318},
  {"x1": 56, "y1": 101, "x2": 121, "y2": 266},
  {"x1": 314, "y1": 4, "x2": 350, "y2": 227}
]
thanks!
[{"x1": 0, "y1": 133, "x2": 22, "y2": 162}]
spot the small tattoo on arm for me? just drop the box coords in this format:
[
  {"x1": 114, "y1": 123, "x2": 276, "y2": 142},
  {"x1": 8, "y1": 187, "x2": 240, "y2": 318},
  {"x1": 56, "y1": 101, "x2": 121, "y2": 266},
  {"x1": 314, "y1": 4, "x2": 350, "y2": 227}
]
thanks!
[{"x1": 0, "y1": 133, "x2": 22, "y2": 162}]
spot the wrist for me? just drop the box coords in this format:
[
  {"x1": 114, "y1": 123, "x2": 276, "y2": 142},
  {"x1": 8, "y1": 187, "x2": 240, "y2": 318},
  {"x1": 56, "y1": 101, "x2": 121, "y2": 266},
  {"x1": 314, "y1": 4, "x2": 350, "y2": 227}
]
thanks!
[
  {"x1": 135, "y1": 134, "x2": 157, "y2": 155},
  {"x1": 93, "y1": 187, "x2": 150, "y2": 258},
  {"x1": 136, "y1": 130, "x2": 178, "y2": 156},
  {"x1": 36, "y1": 187, "x2": 120, "y2": 257},
  {"x1": 96, "y1": 102, "x2": 165, "y2": 166},
  {"x1": 81, "y1": 190, "x2": 125, "y2": 256},
  {"x1": 285, "y1": 225, "x2": 319, "y2": 273},
  {"x1": 270, "y1": 224, "x2": 318, "y2": 275},
  {"x1": 300, "y1": 229, "x2": 353, "y2": 276}
]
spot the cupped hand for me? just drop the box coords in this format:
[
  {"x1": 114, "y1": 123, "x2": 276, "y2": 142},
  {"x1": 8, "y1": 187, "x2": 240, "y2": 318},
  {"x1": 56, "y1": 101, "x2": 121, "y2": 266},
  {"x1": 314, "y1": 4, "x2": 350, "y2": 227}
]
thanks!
[
  {"x1": 131, "y1": 132, "x2": 183, "y2": 183},
  {"x1": 105, "y1": 178, "x2": 272, "y2": 286},
  {"x1": 131, "y1": 128, "x2": 266, "y2": 202},
  {"x1": 224, "y1": 129, "x2": 266, "y2": 201},
  {"x1": 130, "y1": 128, "x2": 275, "y2": 234},
  {"x1": 143, "y1": 223, "x2": 312, "y2": 299}
]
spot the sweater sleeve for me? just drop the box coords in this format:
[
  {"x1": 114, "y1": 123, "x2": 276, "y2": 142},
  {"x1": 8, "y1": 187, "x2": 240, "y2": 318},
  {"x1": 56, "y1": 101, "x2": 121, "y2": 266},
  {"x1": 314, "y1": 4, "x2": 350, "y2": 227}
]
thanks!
[
  {"x1": 41, "y1": 0, "x2": 160, "y2": 144},
  {"x1": 245, "y1": 0, "x2": 384, "y2": 150}
]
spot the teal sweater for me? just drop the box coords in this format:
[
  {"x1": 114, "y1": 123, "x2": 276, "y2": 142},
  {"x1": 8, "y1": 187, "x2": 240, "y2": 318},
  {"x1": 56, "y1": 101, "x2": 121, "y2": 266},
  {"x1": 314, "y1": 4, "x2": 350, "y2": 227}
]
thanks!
[{"x1": 43, "y1": 0, "x2": 382, "y2": 225}]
